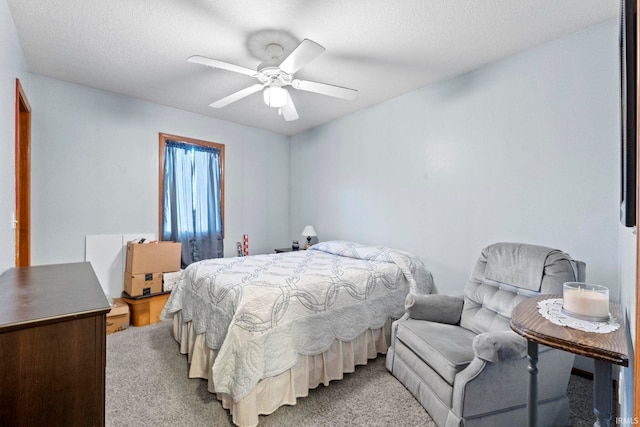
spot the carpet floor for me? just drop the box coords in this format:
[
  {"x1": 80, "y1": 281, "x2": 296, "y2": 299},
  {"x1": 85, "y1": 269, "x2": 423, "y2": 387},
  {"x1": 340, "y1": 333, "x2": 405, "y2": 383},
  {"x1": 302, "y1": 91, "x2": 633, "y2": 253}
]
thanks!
[{"x1": 106, "y1": 321, "x2": 594, "y2": 426}]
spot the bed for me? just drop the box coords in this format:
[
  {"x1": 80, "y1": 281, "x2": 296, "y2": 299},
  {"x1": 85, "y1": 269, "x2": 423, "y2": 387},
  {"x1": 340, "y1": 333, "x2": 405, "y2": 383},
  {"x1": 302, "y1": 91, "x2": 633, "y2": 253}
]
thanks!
[{"x1": 162, "y1": 240, "x2": 434, "y2": 426}]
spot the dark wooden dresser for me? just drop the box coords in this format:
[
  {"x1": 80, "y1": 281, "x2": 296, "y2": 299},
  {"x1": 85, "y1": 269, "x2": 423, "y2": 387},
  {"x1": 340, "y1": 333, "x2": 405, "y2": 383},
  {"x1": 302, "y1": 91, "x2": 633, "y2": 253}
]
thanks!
[{"x1": 0, "y1": 262, "x2": 111, "y2": 427}]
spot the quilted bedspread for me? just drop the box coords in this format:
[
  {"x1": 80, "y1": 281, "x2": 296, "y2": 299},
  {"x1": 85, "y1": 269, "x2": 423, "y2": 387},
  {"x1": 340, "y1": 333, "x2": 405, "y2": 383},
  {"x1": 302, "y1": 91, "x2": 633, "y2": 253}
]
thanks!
[{"x1": 162, "y1": 240, "x2": 434, "y2": 401}]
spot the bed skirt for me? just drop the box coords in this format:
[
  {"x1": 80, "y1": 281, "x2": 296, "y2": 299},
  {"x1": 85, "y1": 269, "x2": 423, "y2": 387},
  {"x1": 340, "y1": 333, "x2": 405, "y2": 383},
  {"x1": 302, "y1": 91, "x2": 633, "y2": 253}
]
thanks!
[{"x1": 171, "y1": 311, "x2": 392, "y2": 427}]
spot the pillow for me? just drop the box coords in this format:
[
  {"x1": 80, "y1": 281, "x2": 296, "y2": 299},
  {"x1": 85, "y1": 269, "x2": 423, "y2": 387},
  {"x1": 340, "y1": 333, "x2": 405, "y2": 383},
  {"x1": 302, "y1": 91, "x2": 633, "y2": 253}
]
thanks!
[{"x1": 405, "y1": 293, "x2": 463, "y2": 324}]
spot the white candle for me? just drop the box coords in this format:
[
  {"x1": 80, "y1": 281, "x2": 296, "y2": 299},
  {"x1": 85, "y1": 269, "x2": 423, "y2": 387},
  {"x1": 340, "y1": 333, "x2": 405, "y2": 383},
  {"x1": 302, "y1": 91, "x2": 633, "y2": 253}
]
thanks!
[{"x1": 563, "y1": 284, "x2": 609, "y2": 319}]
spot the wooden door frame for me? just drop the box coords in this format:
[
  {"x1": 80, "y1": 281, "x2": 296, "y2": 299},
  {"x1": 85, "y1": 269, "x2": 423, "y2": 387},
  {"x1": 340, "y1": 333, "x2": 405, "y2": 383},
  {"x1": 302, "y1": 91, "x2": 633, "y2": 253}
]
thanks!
[
  {"x1": 635, "y1": 2, "x2": 640, "y2": 419},
  {"x1": 15, "y1": 78, "x2": 31, "y2": 267}
]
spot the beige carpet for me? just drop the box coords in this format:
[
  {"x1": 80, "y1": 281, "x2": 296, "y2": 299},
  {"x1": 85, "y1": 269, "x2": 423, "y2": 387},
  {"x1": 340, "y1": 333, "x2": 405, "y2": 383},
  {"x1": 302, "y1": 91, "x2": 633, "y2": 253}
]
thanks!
[{"x1": 106, "y1": 321, "x2": 593, "y2": 426}]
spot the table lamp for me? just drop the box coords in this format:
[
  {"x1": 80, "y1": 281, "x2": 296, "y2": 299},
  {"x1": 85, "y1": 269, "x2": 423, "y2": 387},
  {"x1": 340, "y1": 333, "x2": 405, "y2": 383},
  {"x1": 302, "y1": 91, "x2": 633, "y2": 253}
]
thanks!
[{"x1": 301, "y1": 225, "x2": 317, "y2": 249}]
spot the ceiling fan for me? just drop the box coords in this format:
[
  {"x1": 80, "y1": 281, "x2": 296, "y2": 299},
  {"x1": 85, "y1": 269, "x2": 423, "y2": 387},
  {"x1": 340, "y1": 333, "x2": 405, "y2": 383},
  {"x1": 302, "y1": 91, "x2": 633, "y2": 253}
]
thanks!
[{"x1": 188, "y1": 39, "x2": 358, "y2": 121}]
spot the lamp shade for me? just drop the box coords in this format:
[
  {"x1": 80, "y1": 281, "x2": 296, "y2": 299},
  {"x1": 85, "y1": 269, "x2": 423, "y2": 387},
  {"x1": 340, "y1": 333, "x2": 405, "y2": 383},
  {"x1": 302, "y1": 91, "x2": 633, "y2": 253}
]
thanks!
[
  {"x1": 301, "y1": 225, "x2": 317, "y2": 237},
  {"x1": 263, "y1": 86, "x2": 288, "y2": 108}
]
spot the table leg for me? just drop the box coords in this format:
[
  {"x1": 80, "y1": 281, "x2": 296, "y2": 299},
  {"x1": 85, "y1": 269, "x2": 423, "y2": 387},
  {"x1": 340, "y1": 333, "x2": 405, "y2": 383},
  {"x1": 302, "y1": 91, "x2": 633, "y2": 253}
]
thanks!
[
  {"x1": 593, "y1": 359, "x2": 612, "y2": 427},
  {"x1": 527, "y1": 340, "x2": 538, "y2": 427}
]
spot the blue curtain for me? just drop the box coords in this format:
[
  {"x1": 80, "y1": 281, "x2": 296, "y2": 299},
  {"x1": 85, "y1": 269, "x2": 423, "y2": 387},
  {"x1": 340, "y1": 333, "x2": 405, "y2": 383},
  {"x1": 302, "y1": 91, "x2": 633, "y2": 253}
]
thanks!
[{"x1": 162, "y1": 141, "x2": 223, "y2": 266}]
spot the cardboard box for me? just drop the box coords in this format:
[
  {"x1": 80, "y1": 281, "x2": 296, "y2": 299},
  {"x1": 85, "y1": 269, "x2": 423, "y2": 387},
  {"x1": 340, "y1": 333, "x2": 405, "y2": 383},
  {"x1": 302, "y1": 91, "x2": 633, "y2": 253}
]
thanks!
[
  {"x1": 106, "y1": 298, "x2": 130, "y2": 334},
  {"x1": 162, "y1": 270, "x2": 183, "y2": 291},
  {"x1": 125, "y1": 241, "x2": 181, "y2": 274},
  {"x1": 123, "y1": 293, "x2": 171, "y2": 326},
  {"x1": 124, "y1": 272, "x2": 162, "y2": 297}
]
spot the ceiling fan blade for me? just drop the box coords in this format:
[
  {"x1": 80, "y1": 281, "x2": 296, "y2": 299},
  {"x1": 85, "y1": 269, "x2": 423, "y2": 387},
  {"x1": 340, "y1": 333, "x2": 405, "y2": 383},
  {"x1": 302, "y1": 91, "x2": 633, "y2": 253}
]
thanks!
[
  {"x1": 188, "y1": 55, "x2": 257, "y2": 77},
  {"x1": 278, "y1": 39, "x2": 325, "y2": 75},
  {"x1": 281, "y1": 92, "x2": 299, "y2": 121},
  {"x1": 209, "y1": 84, "x2": 265, "y2": 108},
  {"x1": 292, "y1": 79, "x2": 358, "y2": 101}
]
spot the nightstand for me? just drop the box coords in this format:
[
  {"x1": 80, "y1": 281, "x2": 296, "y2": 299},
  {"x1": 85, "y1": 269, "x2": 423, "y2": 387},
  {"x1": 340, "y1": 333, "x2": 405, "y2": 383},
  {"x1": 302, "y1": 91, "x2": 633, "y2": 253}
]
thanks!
[{"x1": 274, "y1": 248, "x2": 304, "y2": 253}]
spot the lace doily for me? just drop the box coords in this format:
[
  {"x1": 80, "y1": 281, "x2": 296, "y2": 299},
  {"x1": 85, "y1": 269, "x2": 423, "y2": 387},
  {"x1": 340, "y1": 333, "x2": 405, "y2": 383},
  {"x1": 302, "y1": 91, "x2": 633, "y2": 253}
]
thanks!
[{"x1": 537, "y1": 298, "x2": 619, "y2": 334}]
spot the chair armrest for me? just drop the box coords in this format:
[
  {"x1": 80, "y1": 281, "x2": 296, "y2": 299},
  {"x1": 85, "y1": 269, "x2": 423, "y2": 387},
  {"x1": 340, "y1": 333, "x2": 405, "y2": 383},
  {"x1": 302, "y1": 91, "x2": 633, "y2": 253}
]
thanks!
[
  {"x1": 405, "y1": 293, "x2": 464, "y2": 324},
  {"x1": 472, "y1": 331, "x2": 527, "y2": 363}
]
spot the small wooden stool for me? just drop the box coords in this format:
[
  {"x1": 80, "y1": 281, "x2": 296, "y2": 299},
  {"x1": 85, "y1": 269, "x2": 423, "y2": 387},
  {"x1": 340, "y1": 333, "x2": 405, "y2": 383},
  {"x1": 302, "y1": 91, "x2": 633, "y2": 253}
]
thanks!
[{"x1": 123, "y1": 291, "x2": 171, "y2": 326}]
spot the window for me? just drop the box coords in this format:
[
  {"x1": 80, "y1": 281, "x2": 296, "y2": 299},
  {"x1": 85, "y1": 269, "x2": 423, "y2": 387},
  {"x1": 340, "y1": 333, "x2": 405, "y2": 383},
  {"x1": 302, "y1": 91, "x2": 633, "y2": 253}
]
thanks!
[{"x1": 159, "y1": 133, "x2": 224, "y2": 266}]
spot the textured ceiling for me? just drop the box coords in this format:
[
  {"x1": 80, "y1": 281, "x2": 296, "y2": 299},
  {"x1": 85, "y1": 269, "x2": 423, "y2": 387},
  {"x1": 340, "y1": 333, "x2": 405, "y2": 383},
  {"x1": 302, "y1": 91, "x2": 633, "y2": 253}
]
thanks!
[{"x1": 7, "y1": 0, "x2": 619, "y2": 136}]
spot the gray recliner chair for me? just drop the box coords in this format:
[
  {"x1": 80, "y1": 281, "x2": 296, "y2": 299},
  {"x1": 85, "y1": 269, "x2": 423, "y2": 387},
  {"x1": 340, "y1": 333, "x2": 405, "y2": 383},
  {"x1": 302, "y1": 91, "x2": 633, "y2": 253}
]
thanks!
[{"x1": 386, "y1": 242, "x2": 585, "y2": 427}]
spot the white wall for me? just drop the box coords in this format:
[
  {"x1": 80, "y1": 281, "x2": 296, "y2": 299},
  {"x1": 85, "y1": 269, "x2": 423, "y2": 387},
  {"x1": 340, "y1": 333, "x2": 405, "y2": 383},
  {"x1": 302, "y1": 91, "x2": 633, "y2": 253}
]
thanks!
[
  {"x1": 0, "y1": 0, "x2": 30, "y2": 274},
  {"x1": 29, "y1": 75, "x2": 289, "y2": 264},
  {"x1": 290, "y1": 20, "x2": 620, "y2": 299}
]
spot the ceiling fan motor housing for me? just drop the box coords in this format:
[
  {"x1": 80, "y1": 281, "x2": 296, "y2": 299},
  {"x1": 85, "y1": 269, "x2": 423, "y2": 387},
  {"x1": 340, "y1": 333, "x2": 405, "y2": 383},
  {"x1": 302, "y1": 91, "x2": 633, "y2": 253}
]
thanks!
[{"x1": 258, "y1": 66, "x2": 292, "y2": 87}]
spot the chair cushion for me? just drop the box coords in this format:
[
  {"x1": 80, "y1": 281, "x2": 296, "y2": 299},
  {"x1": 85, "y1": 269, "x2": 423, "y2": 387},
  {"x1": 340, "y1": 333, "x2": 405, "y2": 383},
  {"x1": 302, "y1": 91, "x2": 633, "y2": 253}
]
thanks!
[
  {"x1": 484, "y1": 243, "x2": 557, "y2": 292},
  {"x1": 395, "y1": 319, "x2": 476, "y2": 385},
  {"x1": 461, "y1": 283, "x2": 529, "y2": 334}
]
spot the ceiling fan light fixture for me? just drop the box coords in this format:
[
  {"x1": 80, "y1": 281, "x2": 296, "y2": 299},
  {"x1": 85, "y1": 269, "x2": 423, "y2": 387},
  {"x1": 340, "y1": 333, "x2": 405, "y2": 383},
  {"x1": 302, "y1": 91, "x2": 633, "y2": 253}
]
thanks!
[{"x1": 263, "y1": 86, "x2": 288, "y2": 108}]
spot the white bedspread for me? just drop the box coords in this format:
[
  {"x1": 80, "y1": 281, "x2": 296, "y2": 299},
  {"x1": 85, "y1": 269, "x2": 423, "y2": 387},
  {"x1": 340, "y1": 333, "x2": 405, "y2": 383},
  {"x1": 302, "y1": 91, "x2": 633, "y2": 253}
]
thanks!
[{"x1": 162, "y1": 240, "x2": 433, "y2": 402}]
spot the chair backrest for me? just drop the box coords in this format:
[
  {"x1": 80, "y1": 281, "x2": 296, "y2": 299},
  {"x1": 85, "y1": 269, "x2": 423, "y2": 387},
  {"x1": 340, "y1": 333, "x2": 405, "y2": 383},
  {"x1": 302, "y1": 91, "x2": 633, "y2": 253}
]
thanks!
[{"x1": 460, "y1": 242, "x2": 584, "y2": 334}]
